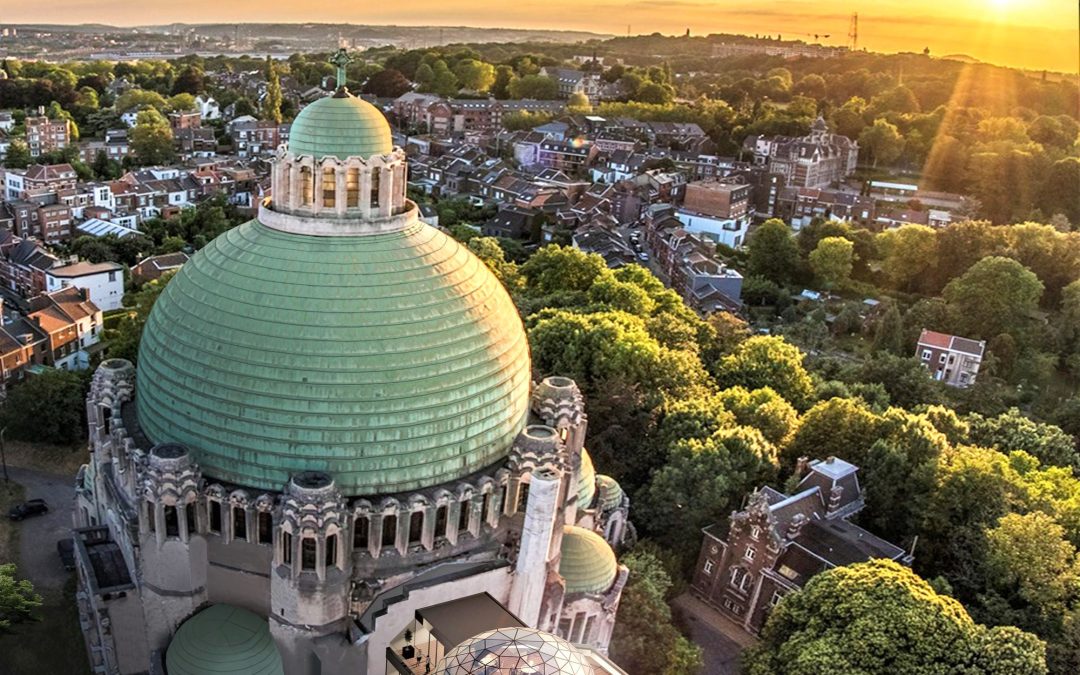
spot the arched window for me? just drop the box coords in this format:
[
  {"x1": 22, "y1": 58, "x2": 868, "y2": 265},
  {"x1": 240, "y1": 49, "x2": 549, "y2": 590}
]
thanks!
[
  {"x1": 300, "y1": 166, "x2": 313, "y2": 206},
  {"x1": 282, "y1": 531, "x2": 293, "y2": 565},
  {"x1": 321, "y1": 166, "x2": 336, "y2": 208},
  {"x1": 382, "y1": 514, "x2": 397, "y2": 547},
  {"x1": 301, "y1": 537, "x2": 317, "y2": 571},
  {"x1": 164, "y1": 506, "x2": 179, "y2": 538},
  {"x1": 209, "y1": 500, "x2": 222, "y2": 534},
  {"x1": 434, "y1": 505, "x2": 448, "y2": 539},
  {"x1": 326, "y1": 534, "x2": 338, "y2": 569},
  {"x1": 146, "y1": 502, "x2": 155, "y2": 532},
  {"x1": 346, "y1": 168, "x2": 360, "y2": 207},
  {"x1": 408, "y1": 511, "x2": 423, "y2": 544},
  {"x1": 370, "y1": 167, "x2": 380, "y2": 208},
  {"x1": 185, "y1": 503, "x2": 196, "y2": 534},
  {"x1": 458, "y1": 500, "x2": 471, "y2": 534},
  {"x1": 257, "y1": 511, "x2": 273, "y2": 544},
  {"x1": 233, "y1": 507, "x2": 247, "y2": 540},
  {"x1": 354, "y1": 515, "x2": 369, "y2": 549}
]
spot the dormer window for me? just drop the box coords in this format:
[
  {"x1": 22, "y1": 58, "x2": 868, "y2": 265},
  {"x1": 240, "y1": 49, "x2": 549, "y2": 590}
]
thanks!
[
  {"x1": 745, "y1": 546, "x2": 756, "y2": 561},
  {"x1": 750, "y1": 526, "x2": 761, "y2": 540}
]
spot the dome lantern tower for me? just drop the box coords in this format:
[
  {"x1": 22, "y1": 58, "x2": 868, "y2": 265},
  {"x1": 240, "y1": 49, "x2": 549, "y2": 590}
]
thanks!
[{"x1": 267, "y1": 49, "x2": 407, "y2": 232}]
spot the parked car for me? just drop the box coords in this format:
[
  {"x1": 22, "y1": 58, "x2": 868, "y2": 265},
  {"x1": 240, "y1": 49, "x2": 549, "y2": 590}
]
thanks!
[
  {"x1": 8, "y1": 499, "x2": 49, "y2": 521},
  {"x1": 638, "y1": 252, "x2": 649, "y2": 262},
  {"x1": 57, "y1": 538, "x2": 75, "y2": 571}
]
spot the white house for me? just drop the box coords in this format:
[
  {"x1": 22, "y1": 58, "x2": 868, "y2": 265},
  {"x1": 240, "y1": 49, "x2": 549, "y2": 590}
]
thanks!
[
  {"x1": 675, "y1": 209, "x2": 751, "y2": 248},
  {"x1": 195, "y1": 95, "x2": 221, "y2": 120},
  {"x1": 45, "y1": 261, "x2": 125, "y2": 312}
]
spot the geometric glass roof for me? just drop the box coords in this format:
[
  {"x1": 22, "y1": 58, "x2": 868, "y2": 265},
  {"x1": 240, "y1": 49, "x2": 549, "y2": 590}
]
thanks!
[{"x1": 434, "y1": 627, "x2": 593, "y2": 674}]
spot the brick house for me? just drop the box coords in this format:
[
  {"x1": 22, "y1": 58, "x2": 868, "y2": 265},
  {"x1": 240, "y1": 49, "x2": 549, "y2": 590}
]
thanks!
[
  {"x1": 24, "y1": 115, "x2": 72, "y2": 157},
  {"x1": 132, "y1": 252, "x2": 189, "y2": 283},
  {"x1": 691, "y1": 457, "x2": 910, "y2": 635},
  {"x1": 27, "y1": 286, "x2": 103, "y2": 370}
]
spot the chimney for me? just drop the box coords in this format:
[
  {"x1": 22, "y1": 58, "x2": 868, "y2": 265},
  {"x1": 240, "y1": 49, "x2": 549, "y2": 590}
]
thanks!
[
  {"x1": 795, "y1": 456, "x2": 810, "y2": 478},
  {"x1": 828, "y1": 485, "x2": 844, "y2": 512},
  {"x1": 37, "y1": 105, "x2": 45, "y2": 116},
  {"x1": 787, "y1": 513, "x2": 807, "y2": 539}
]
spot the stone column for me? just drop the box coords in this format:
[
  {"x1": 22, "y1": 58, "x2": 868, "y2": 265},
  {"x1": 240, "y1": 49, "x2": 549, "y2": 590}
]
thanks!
[
  {"x1": 509, "y1": 465, "x2": 562, "y2": 627},
  {"x1": 378, "y1": 165, "x2": 393, "y2": 217},
  {"x1": 360, "y1": 166, "x2": 372, "y2": 219},
  {"x1": 335, "y1": 164, "x2": 347, "y2": 217},
  {"x1": 288, "y1": 161, "x2": 301, "y2": 212}
]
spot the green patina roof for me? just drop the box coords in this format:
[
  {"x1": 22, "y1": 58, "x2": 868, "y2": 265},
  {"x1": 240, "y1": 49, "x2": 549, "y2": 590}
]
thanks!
[
  {"x1": 166, "y1": 604, "x2": 283, "y2": 675},
  {"x1": 136, "y1": 218, "x2": 531, "y2": 496},
  {"x1": 560, "y1": 525, "x2": 618, "y2": 595},
  {"x1": 287, "y1": 94, "x2": 393, "y2": 159},
  {"x1": 596, "y1": 474, "x2": 624, "y2": 511},
  {"x1": 576, "y1": 449, "x2": 596, "y2": 509}
]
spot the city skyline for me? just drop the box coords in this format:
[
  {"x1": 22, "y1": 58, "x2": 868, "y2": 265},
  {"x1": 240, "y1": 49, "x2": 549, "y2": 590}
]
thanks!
[{"x1": 4, "y1": 0, "x2": 1079, "y2": 73}]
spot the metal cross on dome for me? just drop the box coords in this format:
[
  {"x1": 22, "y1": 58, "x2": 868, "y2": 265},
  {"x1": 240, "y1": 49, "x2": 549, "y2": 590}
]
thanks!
[{"x1": 329, "y1": 48, "x2": 352, "y2": 89}]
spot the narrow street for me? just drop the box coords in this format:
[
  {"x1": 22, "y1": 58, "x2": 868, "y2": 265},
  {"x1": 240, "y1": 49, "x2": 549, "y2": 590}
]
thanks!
[
  {"x1": 5, "y1": 466, "x2": 76, "y2": 591},
  {"x1": 672, "y1": 593, "x2": 758, "y2": 675}
]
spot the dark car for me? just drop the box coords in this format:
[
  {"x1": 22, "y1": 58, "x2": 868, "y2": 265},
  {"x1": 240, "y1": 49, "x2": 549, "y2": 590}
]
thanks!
[
  {"x1": 8, "y1": 498, "x2": 49, "y2": 521},
  {"x1": 57, "y1": 538, "x2": 75, "y2": 571}
]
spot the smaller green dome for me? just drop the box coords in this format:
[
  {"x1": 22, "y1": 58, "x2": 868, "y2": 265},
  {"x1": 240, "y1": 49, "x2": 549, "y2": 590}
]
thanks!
[
  {"x1": 288, "y1": 94, "x2": 393, "y2": 159},
  {"x1": 560, "y1": 525, "x2": 618, "y2": 595},
  {"x1": 166, "y1": 604, "x2": 283, "y2": 675},
  {"x1": 576, "y1": 449, "x2": 596, "y2": 509},
  {"x1": 596, "y1": 474, "x2": 624, "y2": 511}
]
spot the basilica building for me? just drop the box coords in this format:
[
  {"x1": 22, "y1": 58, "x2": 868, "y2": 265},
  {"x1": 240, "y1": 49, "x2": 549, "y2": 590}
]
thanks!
[{"x1": 71, "y1": 65, "x2": 630, "y2": 675}]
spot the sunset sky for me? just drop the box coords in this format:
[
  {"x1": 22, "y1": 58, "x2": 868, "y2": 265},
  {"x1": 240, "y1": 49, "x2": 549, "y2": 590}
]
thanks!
[{"x1": 9, "y1": 0, "x2": 1080, "y2": 73}]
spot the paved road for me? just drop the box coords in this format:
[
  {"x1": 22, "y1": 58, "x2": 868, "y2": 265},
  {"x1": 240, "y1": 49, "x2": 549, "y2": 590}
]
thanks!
[
  {"x1": 672, "y1": 594, "x2": 756, "y2": 675},
  {"x1": 5, "y1": 466, "x2": 76, "y2": 591}
]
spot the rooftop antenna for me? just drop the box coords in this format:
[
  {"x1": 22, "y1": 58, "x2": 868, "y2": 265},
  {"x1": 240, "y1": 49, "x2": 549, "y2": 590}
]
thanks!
[{"x1": 847, "y1": 12, "x2": 858, "y2": 51}]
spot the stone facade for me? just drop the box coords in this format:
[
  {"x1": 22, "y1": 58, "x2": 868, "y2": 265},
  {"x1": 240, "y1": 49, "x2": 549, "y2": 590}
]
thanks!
[{"x1": 75, "y1": 367, "x2": 630, "y2": 674}]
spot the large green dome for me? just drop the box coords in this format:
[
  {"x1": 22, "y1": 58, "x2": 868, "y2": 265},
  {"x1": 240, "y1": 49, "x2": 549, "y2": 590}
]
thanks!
[
  {"x1": 135, "y1": 218, "x2": 531, "y2": 495},
  {"x1": 287, "y1": 94, "x2": 393, "y2": 159}
]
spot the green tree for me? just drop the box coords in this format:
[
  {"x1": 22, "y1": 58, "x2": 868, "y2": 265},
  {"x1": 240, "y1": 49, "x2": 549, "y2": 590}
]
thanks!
[
  {"x1": 967, "y1": 408, "x2": 1078, "y2": 471},
  {"x1": 715, "y1": 336, "x2": 815, "y2": 410},
  {"x1": 262, "y1": 57, "x2": 283, "y2": 123},
  {"x1": 0, "y1": 370, "x2": 87, "y2": 444},
  {"x1": 491, "y1": 65, "x2": 515, "y2": 99},
  {"x1": 943, "y1": 256, "x2": 1043, "y2": 341},
  {"x1": 809, "y1": 236, "x2": 854, "y2": 290},
  {"x1": 3, "y1": 139, "x2": 30, "y2": 169},
  {"x1": 715, "y1": 386, "x2": 798, "y2": 446},
  {"x1": 106, "y1": 272, "x2": 175, "y2": 364},
  {"x1": 453, "y1": 59, "x2": 495, "y2": 93},
  {"x1": 873, "y1": 303, "x2": 906, "y2": 355},
  {"x1": 0, "y1": 564, "x2": 42, "y2": 633},
  {"x1": 877, "y1": 224, "x2": 938, "y2": 293},
  {"x1": 982, "y1": 512, "x2": 1079, "y2": 635},
  {"x1": 508, "y1": 75, "x2": 559, "y2": 100},
  {"x1": 520, "y1": 245, "x2": 609, "y2": 300},
  {"x1": 610, "y1": 549, "x2": 703, "y2": 675},
  {"x1": 129, "y1": 108, "x2": 174, "y2": 165},
  {"x1": 746, "y1": 218, "x2": 798, "y2": 285},
  {"x1": 362, "y1": 68, "x2": 412, "y2": 98},
  {"x1": 567, "y1": 91, "x2": 591, "y2": 110},
  {"x1": 745, "y1": 559, "x2": 1047, "y2": 675},
  {"x1": 114, "y1": 88, "x2": 168, "y2": 113},
  {"x1": 638, "y1": 426, "x2": 777, "y2": 557},
  {"x1": 859, "y1": 117, "x2": 905, "y2": 167},
  {"x1": 786, "y1": 397, "x2": 883, "y2": 468}
]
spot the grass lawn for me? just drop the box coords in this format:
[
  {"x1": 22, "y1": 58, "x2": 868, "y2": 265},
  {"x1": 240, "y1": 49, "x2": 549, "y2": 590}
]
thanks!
[
  {"x1": 0, "y1": 579, "x2": 90, "y2": 675},
  {"x1": 3, "y1": 439, "x2": 89, "y2": 476},
  {"x1": 0, "y1": 480, "x2": 90, "y2": 675}
]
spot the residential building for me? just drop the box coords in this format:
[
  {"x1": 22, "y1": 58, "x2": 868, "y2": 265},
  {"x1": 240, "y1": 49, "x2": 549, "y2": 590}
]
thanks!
[
  {"x1": 572, "y1": 217, "x2": 637, "y2": 268},
  {"x1": 131, "y1": 252, "x2": 189, "y2": 283},
  {"x1": 24, "y1": 114, "x2": 71, "y2": 157},
  {"x1": 746, "y1": 117, "x2": 859, "y2": 189},
  {"x1": 37, "y1": 202, "x2": 74, "y2": 244},
  {"x1": 27, "y1": 286, "x2": 103, "y2": 369},
  {"x1": 916, "y1": 329, "x2": 985, "y2": 387},
  {"x1": 539, "y1": 67, "x2": 602, "y2": 102},
  {"x1": 45, "y1": 260, "x2": 125, "y2": 312},
  {"x1": 0, "y1": 238, "x2": 60, "y2": 297},
  {"x1": 0, "y1": 323, "x2": 36, "y2": 393},
  {"x1": 675, "y1": 178, "x2": 752, "y2": 248},
  {"x1": 648, "y1": 220, "x2": 743, "y2": 312},
  {"x1": 691, "y1": 457, "x2": 910, "y2": 635}
]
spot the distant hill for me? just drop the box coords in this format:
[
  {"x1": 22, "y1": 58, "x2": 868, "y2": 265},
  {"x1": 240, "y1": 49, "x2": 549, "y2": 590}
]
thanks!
[
  {"x1": 10, "y1": 22, "x2": 612, "y2": 46},
  {"x1": 940, "y1": 54, "x2": 982, "y2": 64}
]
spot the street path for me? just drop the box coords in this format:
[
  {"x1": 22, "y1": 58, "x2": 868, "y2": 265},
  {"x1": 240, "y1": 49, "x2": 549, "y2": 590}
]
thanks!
[
  {"x1": 5, "y1": 466, "x2": 76, "y2": 591},
  {"x1": 672, "y1": 593, "x2": 757, "y2": 675}
]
